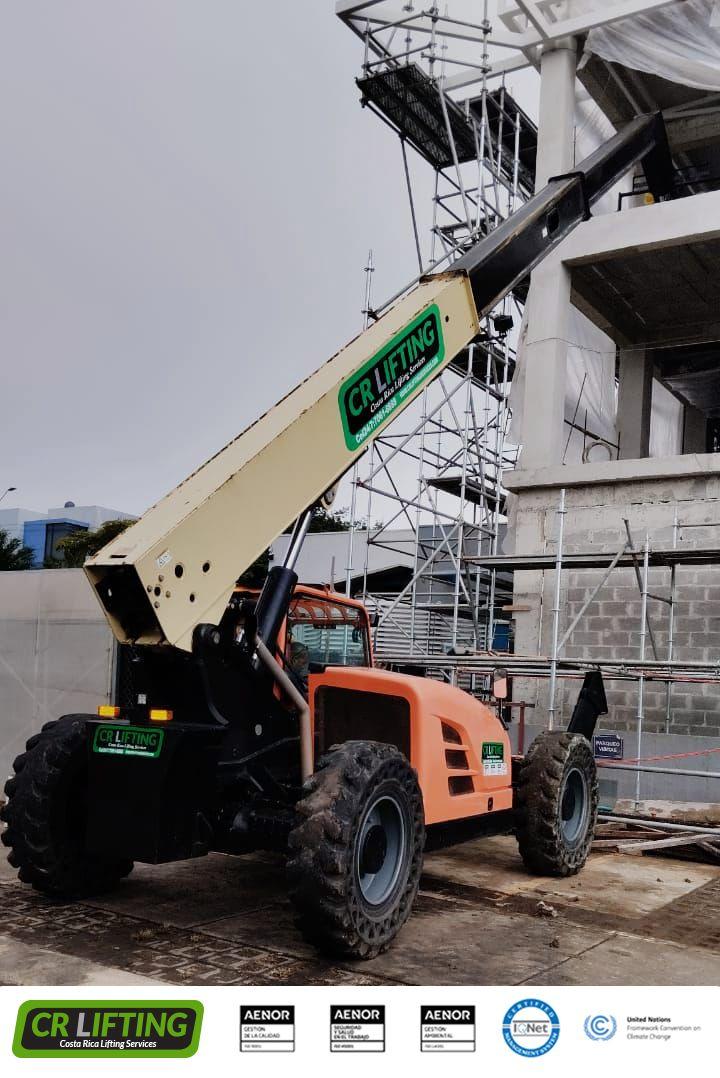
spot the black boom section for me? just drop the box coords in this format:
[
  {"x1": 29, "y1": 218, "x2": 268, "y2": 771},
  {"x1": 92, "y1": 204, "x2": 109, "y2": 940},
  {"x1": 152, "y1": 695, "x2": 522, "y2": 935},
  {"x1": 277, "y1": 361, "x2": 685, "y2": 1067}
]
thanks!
[{"x1": 453, "y1": 111, "x2": 674, "y2": 315}]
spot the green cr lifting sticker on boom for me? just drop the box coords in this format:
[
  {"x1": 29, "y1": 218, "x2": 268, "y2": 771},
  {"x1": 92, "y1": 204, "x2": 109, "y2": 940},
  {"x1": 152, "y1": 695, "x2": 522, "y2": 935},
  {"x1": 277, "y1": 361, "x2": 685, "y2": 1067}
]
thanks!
[{"x1": 339, "y1": 304, "x2": 445, "y2": 449}]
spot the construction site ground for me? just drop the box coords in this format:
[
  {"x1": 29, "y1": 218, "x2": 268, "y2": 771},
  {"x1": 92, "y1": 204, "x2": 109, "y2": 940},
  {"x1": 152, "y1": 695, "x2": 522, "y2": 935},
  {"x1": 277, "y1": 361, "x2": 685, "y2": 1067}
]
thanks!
[{"x1": 1, "y1": 833, "x2": 718, "y2": 987}]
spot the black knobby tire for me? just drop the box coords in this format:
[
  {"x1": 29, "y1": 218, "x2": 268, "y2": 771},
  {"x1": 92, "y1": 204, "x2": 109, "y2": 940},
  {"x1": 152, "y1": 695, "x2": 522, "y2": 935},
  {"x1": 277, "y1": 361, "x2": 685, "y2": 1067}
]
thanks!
[
  {"x1": 0, "y1": 715, "x2": 133, "y2": 898},
  {"x1": 287, "y1": 740, "x2": 425, "y2": 960},
  {"x1": 515, "y1": 730, "x2": 598, "y2": 877}
]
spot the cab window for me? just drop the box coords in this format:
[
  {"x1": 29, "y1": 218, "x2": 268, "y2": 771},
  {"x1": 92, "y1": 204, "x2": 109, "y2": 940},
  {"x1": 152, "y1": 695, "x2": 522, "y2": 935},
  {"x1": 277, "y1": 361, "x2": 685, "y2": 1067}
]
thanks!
[{"x1": 287, "y1": 596, "x2": 368, "y2": 671}]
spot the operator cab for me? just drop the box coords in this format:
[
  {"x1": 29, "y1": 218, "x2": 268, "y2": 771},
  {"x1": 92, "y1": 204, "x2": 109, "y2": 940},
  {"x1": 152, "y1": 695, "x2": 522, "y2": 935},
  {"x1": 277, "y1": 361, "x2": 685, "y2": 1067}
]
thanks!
[
  {"x1": 235, "y1": 583, "x2": 373, "y2": 695},
  {"x1": 285, "y1": 588, "x2": 372, "y2": 674}
]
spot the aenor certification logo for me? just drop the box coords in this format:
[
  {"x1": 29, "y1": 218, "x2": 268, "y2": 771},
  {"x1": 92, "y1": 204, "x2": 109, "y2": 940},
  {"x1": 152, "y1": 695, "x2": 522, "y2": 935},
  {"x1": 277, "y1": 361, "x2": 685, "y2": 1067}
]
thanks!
[
  {"x1": 330, "y1": 1005, "x2": 385, "y2": 1052},
  {"x1": 420, "y1": 1005, "x2": 475, "y2": 1051},
  {"x1": 240, "y1": 1005, "x2": 295, "y2": 1052},
  {"x1": 502, "y1": 998, "x2": 560, "y2": 1058},
  {"x1": 12, "y1": 1001, "x2": 203, "y2": 1058}
]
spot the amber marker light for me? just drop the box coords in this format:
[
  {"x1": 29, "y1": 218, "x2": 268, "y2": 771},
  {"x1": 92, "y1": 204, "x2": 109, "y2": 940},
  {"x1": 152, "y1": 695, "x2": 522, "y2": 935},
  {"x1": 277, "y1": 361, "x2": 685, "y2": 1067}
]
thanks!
[
  {"x1": 149, "y1": 709, "x2": 174, "y2": 722},
  {"x1": 97, "y1": 705, "x2": 121, "y2": 718}
]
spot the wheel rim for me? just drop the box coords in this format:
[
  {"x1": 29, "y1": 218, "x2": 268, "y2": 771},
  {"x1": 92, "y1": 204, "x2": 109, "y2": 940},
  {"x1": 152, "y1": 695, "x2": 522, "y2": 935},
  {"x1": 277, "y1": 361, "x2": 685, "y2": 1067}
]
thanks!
[
  {"x1": 559, "y1": 766, "x2": 589, "y2": 845},
  {"x1": 355, "y1": 794, "x2": 407, "y2": 907}
]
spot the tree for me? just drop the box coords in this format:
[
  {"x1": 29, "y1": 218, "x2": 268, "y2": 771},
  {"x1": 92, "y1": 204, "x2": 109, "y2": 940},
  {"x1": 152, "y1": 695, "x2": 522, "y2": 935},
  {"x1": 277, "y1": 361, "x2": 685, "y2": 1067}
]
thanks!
[
  {"x1": 56, "y1": 519, "x2": 133, "y2": 568},
  {"x1": 0, "y1": 529, "x2": 35, "y2": 570},
  {"x1": 239, "y1": 507, "x2": 358, "y2": 588},
  {"x1": 283, "y1": 505, "x2": 358, "y2": 534},
  {"x1": 237, "y1": 546, "x2": 270, "y2": 588},
  {"x1": 307, "y1": 505, "x2": 353, "y2": 532}
]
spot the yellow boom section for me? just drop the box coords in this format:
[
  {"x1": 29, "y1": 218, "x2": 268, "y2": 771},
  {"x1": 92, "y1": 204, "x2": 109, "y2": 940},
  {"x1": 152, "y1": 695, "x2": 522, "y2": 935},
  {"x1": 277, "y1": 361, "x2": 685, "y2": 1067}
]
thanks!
[{"x1": 85, "y1": 273, "x2": 479, "y2": 651}]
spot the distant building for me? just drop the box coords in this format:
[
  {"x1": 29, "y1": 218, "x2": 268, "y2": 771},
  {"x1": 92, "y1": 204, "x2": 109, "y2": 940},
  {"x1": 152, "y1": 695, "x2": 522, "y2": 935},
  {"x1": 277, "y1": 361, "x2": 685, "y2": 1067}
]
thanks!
[
  {"x1": 270, "y1": 528, "x2": 415, "y2": 595},
  {"x1": 0, "y1": 503, "x2": 136, "y2": 568}
]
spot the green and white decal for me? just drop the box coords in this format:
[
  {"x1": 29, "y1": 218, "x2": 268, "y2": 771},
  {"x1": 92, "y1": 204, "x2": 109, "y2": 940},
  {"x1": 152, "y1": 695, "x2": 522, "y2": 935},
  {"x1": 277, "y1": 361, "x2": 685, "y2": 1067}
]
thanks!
[
  {"x1": 93, "y1": 724, "x2": 164, "y2": 759},
  {"x1": 481, "y1": 741, "x2": 507, "y2": 777},
  {"x1": 13, "y1": 1000, "x2": 203, "y2": 1058},
  {"x1": 339, "y1": 304, "x2": 445, "y2": 450}
]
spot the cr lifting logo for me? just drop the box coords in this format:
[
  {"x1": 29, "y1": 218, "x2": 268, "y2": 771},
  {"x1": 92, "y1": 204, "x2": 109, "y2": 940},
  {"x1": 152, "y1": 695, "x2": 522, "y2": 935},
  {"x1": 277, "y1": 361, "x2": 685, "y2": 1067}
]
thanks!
[
  {"x1": 584, "y1": 1014, "x2": 618, "y2": 1041},
  {"x1": 13, "y1": 1001, "x2": 203, "y2": 1058}
]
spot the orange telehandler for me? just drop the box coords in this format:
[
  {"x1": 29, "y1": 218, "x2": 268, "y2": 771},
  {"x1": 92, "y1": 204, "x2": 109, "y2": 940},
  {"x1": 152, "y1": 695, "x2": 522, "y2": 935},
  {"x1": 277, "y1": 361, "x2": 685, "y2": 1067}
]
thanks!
[{"x1": 2, "y1": 113, "x2": 673, "y2": 958}]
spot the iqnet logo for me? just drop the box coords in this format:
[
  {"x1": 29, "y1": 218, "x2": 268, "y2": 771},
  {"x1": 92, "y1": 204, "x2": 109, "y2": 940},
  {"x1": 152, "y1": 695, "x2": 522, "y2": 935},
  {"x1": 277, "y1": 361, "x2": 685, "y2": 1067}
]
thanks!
[
  {"x1": 13, "y1": 1001, "x2": 203, "y2": 1058},
  {"x1": 502, "y1": 998, "x2": 560, "y2": 1058}
]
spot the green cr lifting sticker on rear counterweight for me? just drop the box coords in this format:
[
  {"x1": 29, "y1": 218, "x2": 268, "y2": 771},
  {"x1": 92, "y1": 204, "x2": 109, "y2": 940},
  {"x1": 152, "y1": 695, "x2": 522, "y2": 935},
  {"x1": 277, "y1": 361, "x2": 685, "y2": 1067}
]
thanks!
[
  {"x1": 339, "y1": 304, "x2": 445, "y2": 450},
  {"x1": 93, "y1": 725, "x2": 164, "y2": 758}
]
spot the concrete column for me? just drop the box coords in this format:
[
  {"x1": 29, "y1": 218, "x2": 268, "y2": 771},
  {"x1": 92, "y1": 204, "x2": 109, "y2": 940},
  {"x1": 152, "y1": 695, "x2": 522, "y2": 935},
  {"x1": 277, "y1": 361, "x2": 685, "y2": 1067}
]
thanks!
[
  {"x1": 617, "y1": 348, "x2": 653, "y2": 459},
  {"x1": 683, "y1": 404, "x2": 707, "y2": 454},
  {"x1": 512, "y1": 42, "x2": 578, "y2": 717},
  {"x1": 534, "y1": 42, "x2": 578, "y2": 191},
  {"x1": 519, "y1": 40, "x2": 578, "y2": 469}
]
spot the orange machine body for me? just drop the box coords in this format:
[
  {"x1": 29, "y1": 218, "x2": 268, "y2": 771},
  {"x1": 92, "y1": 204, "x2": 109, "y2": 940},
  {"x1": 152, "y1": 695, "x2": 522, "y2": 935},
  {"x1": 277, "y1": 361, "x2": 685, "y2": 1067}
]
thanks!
[{"x1": 310, "y1": 666, "x2": 513, "y2": 826}]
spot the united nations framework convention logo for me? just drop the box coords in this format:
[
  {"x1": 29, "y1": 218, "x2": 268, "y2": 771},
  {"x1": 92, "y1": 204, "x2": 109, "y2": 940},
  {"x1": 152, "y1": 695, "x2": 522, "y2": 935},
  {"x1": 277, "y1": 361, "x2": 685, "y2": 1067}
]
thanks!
[
  {"x1": 584, "y1": 1014, "x2": 617, "y2": 1041},
  {"x1": 502, "y1": 999, "x2": 560, "y2": 1057}
]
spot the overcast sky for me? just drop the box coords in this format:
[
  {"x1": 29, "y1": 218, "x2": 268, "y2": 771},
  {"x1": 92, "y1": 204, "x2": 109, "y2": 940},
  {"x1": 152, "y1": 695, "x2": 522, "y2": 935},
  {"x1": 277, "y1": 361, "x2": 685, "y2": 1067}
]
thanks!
[{"x1": 1, "y1": 2, "x2": 535, "y2": 518}]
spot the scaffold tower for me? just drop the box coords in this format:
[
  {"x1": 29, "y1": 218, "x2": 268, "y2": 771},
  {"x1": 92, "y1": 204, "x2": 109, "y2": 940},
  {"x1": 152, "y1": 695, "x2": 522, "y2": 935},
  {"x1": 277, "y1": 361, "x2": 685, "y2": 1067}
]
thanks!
[{"x1": 337, "y1": 2, "x2": 536, "y2": 665}]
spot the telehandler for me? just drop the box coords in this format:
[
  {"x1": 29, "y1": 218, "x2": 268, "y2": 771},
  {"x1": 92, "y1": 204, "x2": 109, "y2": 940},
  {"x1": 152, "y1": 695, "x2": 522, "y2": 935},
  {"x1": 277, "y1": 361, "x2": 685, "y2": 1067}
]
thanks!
[{"x1": 2, "y1": 113, "x2": 673, "y2": 959}]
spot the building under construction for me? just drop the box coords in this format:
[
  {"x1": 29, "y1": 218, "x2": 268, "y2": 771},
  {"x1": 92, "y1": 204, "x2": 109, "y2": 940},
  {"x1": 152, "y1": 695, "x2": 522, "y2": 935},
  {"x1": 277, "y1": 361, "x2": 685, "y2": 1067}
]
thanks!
[{"x1": 336, "y1": 0, "x2": 720, "y2": 814}]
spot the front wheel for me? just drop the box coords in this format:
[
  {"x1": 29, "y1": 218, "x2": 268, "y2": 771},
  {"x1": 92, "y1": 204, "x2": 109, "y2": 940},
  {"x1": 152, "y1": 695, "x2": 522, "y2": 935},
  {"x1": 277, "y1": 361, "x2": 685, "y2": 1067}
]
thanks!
[
  {"x1": 1, "y1": 715, "x2": 133, "y2": 897},
  {"x1": 515, "y1": 730, "x2": 598, "y2": 877},
  {"x1": 287, "y1": 740, "x2": 425, "y2": 960}
]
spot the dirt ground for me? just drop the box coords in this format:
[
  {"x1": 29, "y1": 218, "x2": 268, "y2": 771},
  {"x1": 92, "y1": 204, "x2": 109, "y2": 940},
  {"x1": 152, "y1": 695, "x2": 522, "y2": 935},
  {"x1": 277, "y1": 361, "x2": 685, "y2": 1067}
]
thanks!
[{"x1": 0, "y1": 835, "x2": 718, "y2": 986}]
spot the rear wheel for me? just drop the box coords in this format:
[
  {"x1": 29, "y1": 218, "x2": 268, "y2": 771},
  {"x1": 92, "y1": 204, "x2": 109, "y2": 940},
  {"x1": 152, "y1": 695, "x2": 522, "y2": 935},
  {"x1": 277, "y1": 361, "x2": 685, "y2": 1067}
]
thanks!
[
  {"x1": 288, "y1": 740, "x2": 424, "y2": 960},
  {"x1": 515, "y1": 730, "x2": 598, "y2": 877},
  {"x1": 1, "y1": 715, "x2": 133, "y2": 897}
]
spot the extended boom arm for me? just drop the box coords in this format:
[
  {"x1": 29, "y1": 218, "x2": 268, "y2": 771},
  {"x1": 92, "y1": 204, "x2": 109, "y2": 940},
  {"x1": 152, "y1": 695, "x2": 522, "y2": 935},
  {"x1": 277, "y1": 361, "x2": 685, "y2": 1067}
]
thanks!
[{"x1": 86, "y1": 113, "x2": 672, "y2": 652}]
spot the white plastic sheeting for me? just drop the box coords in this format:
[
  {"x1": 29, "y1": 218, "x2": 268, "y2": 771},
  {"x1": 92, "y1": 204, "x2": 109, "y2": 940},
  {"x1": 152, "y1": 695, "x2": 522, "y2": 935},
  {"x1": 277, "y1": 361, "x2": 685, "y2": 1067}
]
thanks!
[
  {"x1": 510, "y1": 310, "x2": 687, "y2": 463},
  {"x1": 0, "y1": 569, "x2": 114, "y2": 780},
  {"x1": 649, "y1": 377, "x2": 685, "y2": 457},
  {"x1": 574, "y1": 85, "x2": 624, "y2": 216},
  {"x1": 509, "y1": 305, "x2": 618, "y2": 465},
  {"x1": 585, "y1": 0, "x2": 720, "y2": 93}
]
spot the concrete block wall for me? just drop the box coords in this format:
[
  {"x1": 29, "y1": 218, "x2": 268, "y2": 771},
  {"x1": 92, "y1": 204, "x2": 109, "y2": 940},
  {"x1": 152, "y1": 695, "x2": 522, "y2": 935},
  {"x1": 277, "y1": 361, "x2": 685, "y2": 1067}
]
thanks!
[
  {"x1": 562, "y1": 564, "x2": 720, "y2": 738},
  {"x1": 509, "y1": 467, "x2": 720, "y2": 745}
]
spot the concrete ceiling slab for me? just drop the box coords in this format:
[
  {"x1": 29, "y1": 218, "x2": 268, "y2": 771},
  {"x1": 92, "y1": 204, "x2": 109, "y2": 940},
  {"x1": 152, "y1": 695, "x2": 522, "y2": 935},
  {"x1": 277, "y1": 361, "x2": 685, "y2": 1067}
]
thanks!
[
  {"x1": 580, "y1": 54, "x2": 720, "y2": 190},
  {"x1": 571, "y1": 235, "x2": 720, "y2": 346},
  {"x1": 655, "y1": 341, "x2": 720, "y2": 417}
]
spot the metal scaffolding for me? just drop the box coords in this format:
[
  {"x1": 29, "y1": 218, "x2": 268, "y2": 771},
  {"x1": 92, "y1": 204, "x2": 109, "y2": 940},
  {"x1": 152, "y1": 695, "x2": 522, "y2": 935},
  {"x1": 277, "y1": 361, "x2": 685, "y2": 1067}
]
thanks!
[
  {"x1": 338, "y1": 2, "x2": 534, "y2": 663},
  {"x1": 380, "y1": 488, "x2": 720, "y2": 802}
]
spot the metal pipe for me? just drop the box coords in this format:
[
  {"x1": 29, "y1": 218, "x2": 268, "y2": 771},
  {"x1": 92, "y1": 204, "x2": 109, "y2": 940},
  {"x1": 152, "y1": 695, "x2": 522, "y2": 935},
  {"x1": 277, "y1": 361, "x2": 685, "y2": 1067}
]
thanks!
[
  {"x1": 452, "y1": 346, "x2": 473, "y2": 646},
  {"x1": 547, "y1": 488, "x2": 566, "y2": 728},
  {"x1": 409, "y1": 387, "x2": 428, "y2": 655},
  {"x1": 401, "y1": 138, "x2": 424, "y2": 274},
  {"x1": 284, "y1": 509, "x2": 313, "y2": 573},
  {"x1": 665, "y1": 508, "x2": 678, "y2": 734},
  {"x1": 623, "y1": 518, "x2": 659, "y2": 660},
  {"x1": 255, "y1": 638, "x2": 313, "y2": 785},
  {"x1": 599, "y1": 762, "x2": 720, "y2": 780},
  {"x1": 634, "y1": 533, "x2": 650, "y2": 806},
  {"x1": 437, "y1": 76, "x2": 474, "y2": 232},
  {"x1": 599, "y1": 813, "x2": 720, "y2": 838},
  {"x1": 558, "y1": 539, "x2": 628, "y2": 651}
]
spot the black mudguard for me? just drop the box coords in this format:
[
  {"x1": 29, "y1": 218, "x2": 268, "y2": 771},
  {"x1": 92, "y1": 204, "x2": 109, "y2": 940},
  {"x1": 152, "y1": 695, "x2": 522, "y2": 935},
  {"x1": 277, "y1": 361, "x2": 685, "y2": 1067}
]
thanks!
[{"x1": 566, "y1": 670, "x2": 608, "y2": 741}]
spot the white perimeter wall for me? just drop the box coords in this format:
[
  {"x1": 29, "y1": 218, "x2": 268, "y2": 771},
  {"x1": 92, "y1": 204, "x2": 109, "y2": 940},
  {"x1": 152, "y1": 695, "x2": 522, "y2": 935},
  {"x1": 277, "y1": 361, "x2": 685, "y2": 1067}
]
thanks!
[{"x1": 0, "y1": 570, "x2": 114, "y2": 781}]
